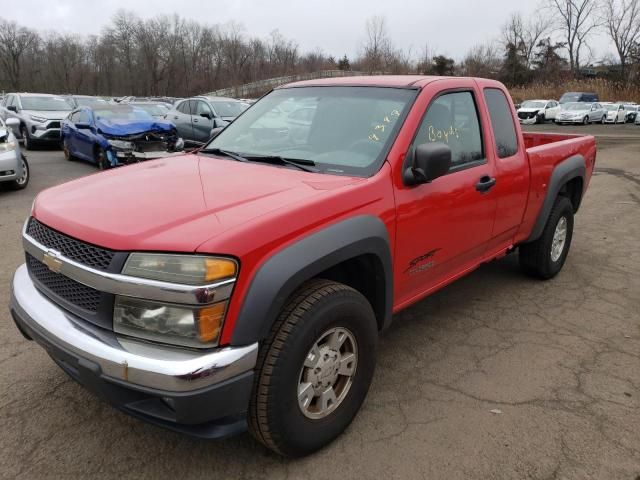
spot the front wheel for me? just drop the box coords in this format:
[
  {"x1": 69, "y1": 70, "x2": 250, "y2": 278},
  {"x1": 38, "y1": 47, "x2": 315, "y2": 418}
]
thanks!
[
  {"x1": 519, "y1": 196, "x2": 574, "y2": 279},
  {"x1": 21, "y1": 126, "x2": 33, "y2": 150},
  {"x1": 62, "y1": 138, "x2": 75, "y2": 161},
  {"x1": 94, "y1": 146, "x2": 110, "y2": 170},
  {"x1": 601, "y1": 115, "x2": 606, "y2": 124},
  {"x1": 249, "y1": 279, "x2": 378, "y2": 457},
  {"x1": 9, "y1": 154, "x2": 29, "y2": 190}
]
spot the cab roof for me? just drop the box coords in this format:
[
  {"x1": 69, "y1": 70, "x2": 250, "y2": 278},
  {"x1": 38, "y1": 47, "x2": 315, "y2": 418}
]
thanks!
[{"x1": 279, "y1": 75, "x2": 462, "y2": 89}]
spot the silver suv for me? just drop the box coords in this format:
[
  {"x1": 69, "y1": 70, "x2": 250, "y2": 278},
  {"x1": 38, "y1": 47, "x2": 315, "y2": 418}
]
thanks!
[
  {"x1": 1, "y1": 93, "x2": 72, "y2": 150},
  {"x1": 0, "y1": 117, "x2": 29, "y2": 190}
]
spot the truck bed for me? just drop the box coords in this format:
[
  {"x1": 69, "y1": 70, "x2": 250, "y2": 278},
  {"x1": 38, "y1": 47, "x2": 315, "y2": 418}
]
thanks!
[{"x1": 515, "y1": 132, "x2": 597, "y2": 244}]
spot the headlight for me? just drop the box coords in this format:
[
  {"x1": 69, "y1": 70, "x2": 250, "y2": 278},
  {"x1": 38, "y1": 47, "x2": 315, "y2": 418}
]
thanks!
[
  {"x1": 123, "y1": 253, "x2": 237, "y2": 285},
  {"x1": 0, "y1": 139, "x2": 17, "y2": 151},
  {"x1": 114, "y1": 296, "x2": 227, "y2": 348},
  {"x1": 30, "y1": 115, "x2": 47, "y2": 123},
  {"x1": 107, "y1": 139, "x2": 134, "y2": 150}
]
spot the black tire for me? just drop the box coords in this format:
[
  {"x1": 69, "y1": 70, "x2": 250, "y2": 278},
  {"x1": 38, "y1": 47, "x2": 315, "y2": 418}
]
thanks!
[
  {"x1": 9, "y1": 154, "x2": 29, "y2": 190},
  {"x1": 582, "y1": 116, "x2": 589, "y2": 125},
  {"x1": 536, "y1": 113, "x2": 545, "y2": 124},
  {"x1": 519, "y1": 196, "x2": 574, "y2": 279},
  {"x1": 94, "y1": 146, "x2": 110, "y2": 170},
  {"x1": 248, "y1": 279, "x2": 378, "y2": 457},
  {"x1": 601, "y1": 115, "x2": 606, "y2": 124},
  {"x1": 21, "y1": 126, "x2": 33, "y2": 150},
  {"x1": 62, "y1": 137, "x2": 75, "y2": 161}
]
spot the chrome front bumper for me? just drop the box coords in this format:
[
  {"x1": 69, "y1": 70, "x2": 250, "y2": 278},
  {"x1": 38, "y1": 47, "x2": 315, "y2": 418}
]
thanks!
[{"x1": 10, "y1": 264, "x2": 258, "y2": 393}]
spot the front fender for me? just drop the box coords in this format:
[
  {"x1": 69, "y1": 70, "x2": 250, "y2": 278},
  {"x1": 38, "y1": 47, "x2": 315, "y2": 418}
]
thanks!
[{"x1": 230, "y1": 215, "x2": 393, "y2": 346}]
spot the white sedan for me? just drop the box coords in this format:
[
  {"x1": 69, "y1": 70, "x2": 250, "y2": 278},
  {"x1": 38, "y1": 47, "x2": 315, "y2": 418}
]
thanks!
[
  {"x1": 602, "y1": 103, "x2": 626, "y2": 124},
  {"x1": 517, "y1": 99, "x2": 561, "y2": 124},
  {"x1": 555, "y1": 102, "x2": 606, "y2": 125}
]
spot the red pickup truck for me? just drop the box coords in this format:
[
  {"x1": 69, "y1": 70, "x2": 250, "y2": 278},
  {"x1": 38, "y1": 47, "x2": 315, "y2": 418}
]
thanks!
[{"x1": 10, "y1": 76, "x2": 595, "y2": 457}]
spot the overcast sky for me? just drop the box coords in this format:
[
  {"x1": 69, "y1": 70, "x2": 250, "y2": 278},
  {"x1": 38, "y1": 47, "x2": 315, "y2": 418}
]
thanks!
[{"x1": 2, "y1": 0, "x2": 613, "y2": 61}]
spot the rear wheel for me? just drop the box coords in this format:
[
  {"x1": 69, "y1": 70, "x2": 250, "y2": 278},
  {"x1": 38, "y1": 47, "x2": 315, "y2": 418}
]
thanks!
[
  {"x1": 248, "y1": 279, "x2": 378, "y2": 457},
  {"x1": 519, "y1": 196, "x2": 574, "y2": 279},
  {"x1": 9, "y1": 154, "x2": 29, "y2": 190}
]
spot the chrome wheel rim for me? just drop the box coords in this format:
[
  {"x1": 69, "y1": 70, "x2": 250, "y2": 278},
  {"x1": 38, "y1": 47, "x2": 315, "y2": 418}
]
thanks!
[
  {"x1": 16, "y1": 159, "x2": 28, "y2": 185},
  {"x1": 297, "y1": 327, "x2": 358, "y2": 420},
  {"x1": 551, "y1": 216, "x2": 567, "y2": 262}
]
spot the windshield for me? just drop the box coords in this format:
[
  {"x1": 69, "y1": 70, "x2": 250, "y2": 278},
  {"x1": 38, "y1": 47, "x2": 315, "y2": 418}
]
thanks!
[
  {"x1": 604, "y1": 104, "x2": 619, "y2": 111},
  {"x1": 94, "y1": 106, "x2": 154, "y2": 122},
  {"x1": 76, "y1": 97, "x2": 107, "y2": 107},
  {"x1": 563, "y1": 103, "x2": 589, "y2": 111},
  {"x1": 211, "y1": 100, "x2": 246, "y2": 118},
  {"x1": 131, "y1": 103, "x2": 168, "y2": 116},
  {"x1": 521, "y1": 101, "x2": 546, "y2": 108},
  {"x1": 205, "y1": 86, "x2": 417, "y2": 176},
  {"x1": 20, "y1": 96, "x2": 72, "y2": 111}
]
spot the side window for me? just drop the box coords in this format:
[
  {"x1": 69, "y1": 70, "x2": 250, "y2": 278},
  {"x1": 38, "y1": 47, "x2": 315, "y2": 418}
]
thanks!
[
  {"x1": 177, "y1": 101, "x2": 189, "y2": 114},
  {"x1": 188, "y1": 100, "x2": 199, "y2": 116},
  {"x1": 7, "y1": 95, "x2": 15, "y2": 107},
  {"x1": 413, "y1": 91, "x2": 484, "y2": 169},
  {"x1": 78, "y1": 110, "x2": 91, "y2": 124},
  {"x1": 70, "y1": 111, "x2": 81, "y2": 123},
  {"x1": 484, "y1": 88, "x2": 518, "y2": 159},
  {"x1": 196, "y1": 101, "x2": 213, "y2": 117}
]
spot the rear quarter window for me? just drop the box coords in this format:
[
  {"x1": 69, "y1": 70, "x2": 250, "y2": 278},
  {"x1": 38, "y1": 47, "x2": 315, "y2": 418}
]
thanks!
[{"x1": 484, "y1": 88, "x2": 518, "y2": 158}]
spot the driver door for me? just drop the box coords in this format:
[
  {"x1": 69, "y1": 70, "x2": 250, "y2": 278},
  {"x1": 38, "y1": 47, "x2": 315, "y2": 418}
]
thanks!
[
  {"x1": 74, "y1": 110, "x2": 95, "y2": 159},
  {"x1": 192, "y1": 100, "x2": 215, "y2": 144},
  {"x1": 393, "y1": 82, "x2": 498, "y2": 307}
]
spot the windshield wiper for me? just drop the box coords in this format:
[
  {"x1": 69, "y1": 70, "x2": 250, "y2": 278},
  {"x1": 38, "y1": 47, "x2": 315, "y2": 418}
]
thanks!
[
  {"x1": 243, "y1": 155, "x2": 319, "y2": 173},
  {"x1": 199, "y1": 147, "x2": 248, "y2": 162}
]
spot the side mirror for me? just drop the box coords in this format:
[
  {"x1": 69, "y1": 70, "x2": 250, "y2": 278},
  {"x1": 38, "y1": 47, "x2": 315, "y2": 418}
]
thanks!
[
  {"x1": 76, "y1": 122, "x2": 92, "y2": 130},
  {"x1": 5, "y1": 117, "x2": 19, "y2": 128},
  {"x1": 403, "y1": 142, "x2": 452, "y2": 186},
  {"x1": 7, "y1": 105, "x2": 17, "y2": 113},
  {"x1": 200, "y1": 112, "x2": 212, "y2": 120},
  {"x1": 209, "y1": 126, "x2": 225, "y2": 140}
]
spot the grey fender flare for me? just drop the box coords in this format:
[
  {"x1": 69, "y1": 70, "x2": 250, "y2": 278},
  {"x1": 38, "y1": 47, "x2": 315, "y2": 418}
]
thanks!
[
  {"x1": 526, "y1": 154, "x2": 585, "y2": 242},
  {"x1": 230, "y1": 215, "x2": 393, "y2": 346}
]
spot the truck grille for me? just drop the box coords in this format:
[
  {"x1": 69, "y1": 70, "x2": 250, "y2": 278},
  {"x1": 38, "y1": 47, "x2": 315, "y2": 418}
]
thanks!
[
  {"x1": 27, "y1": 218, "x2": 115, "y2": 271},
  {"x1": 27, "y1": 253, "x2": 101, "y2": 312}
]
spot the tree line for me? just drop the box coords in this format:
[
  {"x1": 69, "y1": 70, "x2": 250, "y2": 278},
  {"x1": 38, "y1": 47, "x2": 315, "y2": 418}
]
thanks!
[{"x1": 0, "y1": 0, "x2": 639, "y2": 97}]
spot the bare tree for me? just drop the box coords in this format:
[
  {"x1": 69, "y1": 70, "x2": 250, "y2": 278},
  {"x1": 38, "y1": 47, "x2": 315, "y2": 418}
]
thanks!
[
  {"x1": 462, "y1": 43, "x2": 503, "y2": 77},
  {"x1": 502, "y1": 13, "x2": 550, "y2": 69},
  {"x1": 547, "y1": 0, "x2": 602, "y2": 75},
  {"x1": 604, "y1": 0, "x2": 640, "y2": 80},
  {"x1": 0, "y1": 19, "x2": 39, "y2": 89},
  {"x1": 362, "y1": 16, "x2": 392, "y2": 73}
]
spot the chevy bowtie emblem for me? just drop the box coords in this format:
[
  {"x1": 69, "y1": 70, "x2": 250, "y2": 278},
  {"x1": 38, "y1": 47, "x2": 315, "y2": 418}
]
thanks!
[{"x1": 42, "y1": 249, "x2": 63, "y2": 273}]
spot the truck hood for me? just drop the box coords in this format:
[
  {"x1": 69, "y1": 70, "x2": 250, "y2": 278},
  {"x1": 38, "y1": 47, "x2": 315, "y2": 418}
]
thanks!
[
  {"x1": 95, "y1": 118, "x2": 175, "y2": 137},
  {"x1": 32, "y1": 153, "x2": 362, "y2": 252},
  {"x1": 24, "y1": 110, "x2": 70, "y2": 121}
]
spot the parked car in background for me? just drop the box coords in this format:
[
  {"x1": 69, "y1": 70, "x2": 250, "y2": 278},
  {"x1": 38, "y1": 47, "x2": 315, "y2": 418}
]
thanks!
[
  {"x1": 602, "y1": 103, "x2": 626, "y2": 124},
  {"x1": 555, "y1": 102, "x2": 606, "y2": 125},
  {"x1": 167, "y1": 96, "x2": 246, "y2": 145},
  {"x1": 65, "y1": 95, "x2": 110, "y2": 108},
  {"x1": 11, "y1": 76, "x2": 596, "y2": 457},
  {"x1": 559, "y1": 92, "x2": 599, "y2": 104},
  {"x1": 517, "y1": 99, "x2": 561, "y2": 124},
  {"x1": 0, "y1": 117, "x2": 29, "y2": 189},
  {"x1": 0, "y1": 93, "x2": 72, "y2": 149},
  {"x1": 127, "y1": 101, "x2": 170, "y2": 119},
  {"x1": 61, "y1": 105, "x2": 184, "y2": 169},
  {"x1": 622, "y1": 104, "x2": 639, "y2": 123}
]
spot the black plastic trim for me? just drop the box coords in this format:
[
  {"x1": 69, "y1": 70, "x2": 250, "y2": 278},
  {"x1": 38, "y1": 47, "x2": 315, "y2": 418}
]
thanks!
[
  {"x1": 525, "y1": 154, "x2": 586, "y2": 242},
  {"x1": 231, "y1": 215, "x2": 393, "y2": 345}
]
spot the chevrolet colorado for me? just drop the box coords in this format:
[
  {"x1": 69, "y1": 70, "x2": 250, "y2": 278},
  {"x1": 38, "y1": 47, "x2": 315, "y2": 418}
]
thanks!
[{"x1": 10, "y1": 76, "x2": 596, "y2": 457}]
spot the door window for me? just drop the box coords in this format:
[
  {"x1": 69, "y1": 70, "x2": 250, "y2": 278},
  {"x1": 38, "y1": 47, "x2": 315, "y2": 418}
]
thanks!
[
  {"x1": 188, "y1": 100, "x2": 199, "y2": 116},
  {"x1": 77, "y1": 110, "x2": 91, "y2": 124},
  {"x1": 177, "y1": 101, "x2": 190, "y2": 114},
  {"x1": 484, "y1": 88, "x2": 518, "y2": 158},
  {"x1": 196, "y1": 101, "x2": 213, "y2": 118},
  {"x1": 413, "y1": 91, "x2": 484, "y2": 170}
]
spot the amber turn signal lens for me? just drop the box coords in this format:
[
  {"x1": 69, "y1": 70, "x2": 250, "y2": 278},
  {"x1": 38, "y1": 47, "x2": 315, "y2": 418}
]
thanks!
[
  {"x1": 197, "y1": 302, "x2": 227, "y2": 343},
  {"x1": 205, "y1": 259, "x2": 237, "y2": 282}
]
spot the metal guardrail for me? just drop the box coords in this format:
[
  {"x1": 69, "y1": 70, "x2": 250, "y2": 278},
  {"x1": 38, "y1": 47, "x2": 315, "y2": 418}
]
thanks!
[{"x1": 205, "y1": 70, "x2": 386, "y2": 98}]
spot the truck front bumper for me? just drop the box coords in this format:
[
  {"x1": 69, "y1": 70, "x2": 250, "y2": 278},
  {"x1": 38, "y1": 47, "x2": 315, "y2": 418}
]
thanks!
[{"x1": 10, "y1": 264, "x2": 258, "y2": 438}]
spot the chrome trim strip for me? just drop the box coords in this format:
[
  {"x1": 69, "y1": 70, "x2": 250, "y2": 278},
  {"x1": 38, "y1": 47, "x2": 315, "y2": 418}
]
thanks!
[
  {"x1": 22, "y1": 222, "x2": 235, "y2": 305},
  {"x1": 11, "y1": 264, "x2": 257, "y2": 392}
]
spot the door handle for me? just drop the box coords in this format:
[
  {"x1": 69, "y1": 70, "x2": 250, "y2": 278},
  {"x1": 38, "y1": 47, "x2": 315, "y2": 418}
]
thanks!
[
  {"x1": 173, "y1": 116, "x2": 179, "y2": 119},
  {"x1": 476, "y1": 175, "x2": 496, "y2": 193},
  {"x1": 193, "y1": 118, "x2": 199, "y2": 123}
]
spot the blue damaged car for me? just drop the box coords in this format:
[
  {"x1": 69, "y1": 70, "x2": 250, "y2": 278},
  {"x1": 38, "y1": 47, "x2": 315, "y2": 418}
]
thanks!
[{"x1": 61, "y1": 105, "x2": 184, "y2": 169}]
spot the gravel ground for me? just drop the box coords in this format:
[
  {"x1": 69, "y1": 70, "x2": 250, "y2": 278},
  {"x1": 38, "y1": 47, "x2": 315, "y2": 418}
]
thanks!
[{"x1": 0, "y1": 124, "x2": 639, "y2": 479}]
